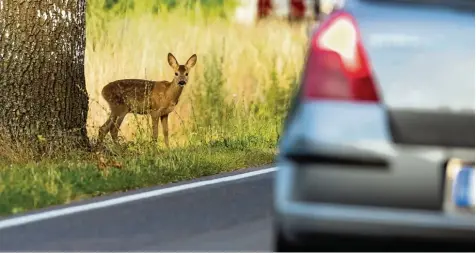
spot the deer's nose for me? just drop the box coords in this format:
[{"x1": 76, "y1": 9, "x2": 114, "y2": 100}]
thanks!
[{"x1": 178, "y1": 81, "x2": 186, "y2": 85}]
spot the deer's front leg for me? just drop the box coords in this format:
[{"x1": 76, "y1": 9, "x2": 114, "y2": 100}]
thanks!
[
  {"x1": 151, "y1": 113, "x2": 160, "y2": 144},
  {"x1": 160, "y1": 114, "x2": 169, "y2": 148}
]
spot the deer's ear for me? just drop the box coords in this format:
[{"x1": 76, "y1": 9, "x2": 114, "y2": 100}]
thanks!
[
  {"x1": 168, "y1": 53, "x2": 179, "y2": 69},
  {"x1": 185, "y1": 54, "x2": 197, "y2": 69}
]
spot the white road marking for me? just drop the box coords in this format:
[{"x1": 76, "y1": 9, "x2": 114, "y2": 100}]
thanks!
[{"x1": 0, "y1": 167, "x2": 277, "y2": 231}]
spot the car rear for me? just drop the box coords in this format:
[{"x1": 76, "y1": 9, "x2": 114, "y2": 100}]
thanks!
[{"x1": 273, "y1": 0, "x2": 475, "y2": 251}]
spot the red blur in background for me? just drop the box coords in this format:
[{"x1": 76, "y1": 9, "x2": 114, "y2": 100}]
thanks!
[{"x1": 257, "y1": 0, "x2": 307, "y2": 19}]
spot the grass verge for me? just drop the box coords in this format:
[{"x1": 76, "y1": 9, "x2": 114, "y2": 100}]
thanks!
[{"x1": 0, "y1": 140, "x2": 275, "y2": 216}]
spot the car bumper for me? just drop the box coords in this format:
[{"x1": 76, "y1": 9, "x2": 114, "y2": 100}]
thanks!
[{"x1": 274, "y1": 162, "x2": 475, "y2": 243}]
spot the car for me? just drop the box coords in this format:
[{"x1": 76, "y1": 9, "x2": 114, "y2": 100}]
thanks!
[{"x1": 273, "y1": 0, "x2": 475, "y2": 251}]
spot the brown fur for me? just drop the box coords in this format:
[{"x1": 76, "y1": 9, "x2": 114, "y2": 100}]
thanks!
[{"x1": 97, "y1": 53, "x2": 197, "y2": 147}]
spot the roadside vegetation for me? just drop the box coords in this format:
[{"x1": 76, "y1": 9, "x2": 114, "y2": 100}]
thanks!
[{"x1": 0, "y1": 0, "x2": 308, "y2": 216}]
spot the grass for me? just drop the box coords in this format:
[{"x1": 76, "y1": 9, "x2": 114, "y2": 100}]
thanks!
[
  {"x1": 0, "y1": 0, "x2": 309, "y2": 216},
  {"x1": 0, "y1": 143, "x2": 275, "y2": 215}
]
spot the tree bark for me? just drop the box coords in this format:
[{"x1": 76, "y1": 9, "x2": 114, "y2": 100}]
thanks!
[{"x1": 0, "y1": 0, "x2": 90, "y2": 155}]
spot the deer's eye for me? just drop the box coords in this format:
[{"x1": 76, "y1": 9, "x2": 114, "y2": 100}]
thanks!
[
  {"x1": 185, "y1": 73, "x2": 188, "y2": 76},
  {"x1": 175, "y1": 73, "x2": 178, "y2": 76}
]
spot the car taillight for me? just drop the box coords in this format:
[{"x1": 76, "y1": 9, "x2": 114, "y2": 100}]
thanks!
[{"x1": 302, "y1": 10, "x2": 380, "y2": 102}]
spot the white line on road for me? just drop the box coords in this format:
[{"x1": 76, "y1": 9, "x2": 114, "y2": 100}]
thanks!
[{"x1": 0, "y1": 167, "x2": 277, "y2": 231}]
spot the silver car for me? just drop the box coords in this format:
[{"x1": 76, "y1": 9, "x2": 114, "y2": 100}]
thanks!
[{"x1": 273, "y1": 0, "x2": 475, "y2": 251}]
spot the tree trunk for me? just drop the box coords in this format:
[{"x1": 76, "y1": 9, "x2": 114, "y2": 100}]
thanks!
[{"x1": 0, "y1": 0, "x2": 90, "y2": 156}]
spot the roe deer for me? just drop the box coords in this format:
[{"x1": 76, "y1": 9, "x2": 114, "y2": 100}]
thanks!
[{"x1": 97, "y1": 53, "x2": 197, "y2": 148}]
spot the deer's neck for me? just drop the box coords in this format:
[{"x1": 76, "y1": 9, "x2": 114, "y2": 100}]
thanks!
[{"x1": 166, "y1": 80, "x2": 184, "y2": 103}]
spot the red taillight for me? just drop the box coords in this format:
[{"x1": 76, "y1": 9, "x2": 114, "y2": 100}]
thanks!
[{"x1": 302, "y1": 10, "x2": 380, "y2": 103}]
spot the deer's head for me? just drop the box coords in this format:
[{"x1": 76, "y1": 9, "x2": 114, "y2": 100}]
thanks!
[{"x1": 168, "y1": 53, "x2": 197, "y2": 87}]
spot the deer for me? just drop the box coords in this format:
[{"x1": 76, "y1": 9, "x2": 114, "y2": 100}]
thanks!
[{"x1": 97, "y1": 53, "x2": 197, "y2": 148}]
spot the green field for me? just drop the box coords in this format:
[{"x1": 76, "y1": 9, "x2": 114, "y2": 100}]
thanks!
[{"x1": 0, "y1": 0, "x2": 308, "y2": 216}]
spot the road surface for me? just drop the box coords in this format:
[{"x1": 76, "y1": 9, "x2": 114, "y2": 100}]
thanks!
[{"x1": 0, "y1": 165, "x2": 276, "y2": 251}]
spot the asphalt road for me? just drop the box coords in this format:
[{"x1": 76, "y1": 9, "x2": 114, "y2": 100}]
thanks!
[{"x1": 0, "y1": 166, "x2": 275, "y2": 251}]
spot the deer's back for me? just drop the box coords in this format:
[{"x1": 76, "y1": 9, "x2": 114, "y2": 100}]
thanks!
[{"x1": 102, "y1": 79, "x2": 170, "y2": 114}]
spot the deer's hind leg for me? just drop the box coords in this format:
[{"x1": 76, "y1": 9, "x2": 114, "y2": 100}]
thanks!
[
  {"x1": 110, "y1": 108, "x2": 128, "y2": 144},
  {"x1": 98, "y1": 116, "x2": 114, "y2": 144},
  {"x1": 110, "y1": 115, "x2": 126, "y2": 144}
]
